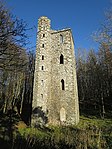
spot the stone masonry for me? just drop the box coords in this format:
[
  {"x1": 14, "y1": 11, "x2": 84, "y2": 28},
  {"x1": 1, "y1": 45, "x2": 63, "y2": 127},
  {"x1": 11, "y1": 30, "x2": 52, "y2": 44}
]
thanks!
[{"x1": 32, "y1": 16, "x2": 79, "y2": 126}]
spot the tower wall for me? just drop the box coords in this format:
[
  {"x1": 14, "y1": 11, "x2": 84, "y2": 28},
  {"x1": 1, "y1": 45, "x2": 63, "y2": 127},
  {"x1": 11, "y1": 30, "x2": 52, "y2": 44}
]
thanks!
[
  {"x1": 32, "y1": 16, "x2": 51, "y2": 126},
  {"x1": 48, "y1": 30, "x2": 79, "y2": 125},
  {"x1": 32, "y1": 16, "x2": 79, "y2": 126}
]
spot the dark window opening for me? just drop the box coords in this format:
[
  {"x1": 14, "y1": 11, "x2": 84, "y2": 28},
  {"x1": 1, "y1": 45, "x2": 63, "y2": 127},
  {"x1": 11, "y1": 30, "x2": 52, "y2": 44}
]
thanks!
[
  {"x1": 42, "y1": 66, "x2": 44, "y2": 70},
  {"x1": 41, "y1": 94, "x2": 43, "y2": 98},
  {"x1": 43, "y1": 34, "x2": 45, "y2": 37},
  {"x1": 61, "y1": 79, "x2": 65, "y2": 90},
  {"x1": 60, "y1": 54, "x2": 64, "y2": 64},
  {"x1": 60, "y1": 34, "x2": 63, "y2": 43},
  {"x1": 42, "y1": 44, "x2": 44, "y2": 48},
  {"x1": 42, "y1": 55, "x2": 44, "y2": 60}
]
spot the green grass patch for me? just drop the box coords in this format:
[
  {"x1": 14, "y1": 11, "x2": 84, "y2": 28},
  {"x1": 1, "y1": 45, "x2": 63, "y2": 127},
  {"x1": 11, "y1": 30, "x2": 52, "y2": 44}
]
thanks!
[
  {"x1": 77, "y1": 116, "x2": 112, "y2": 129},
  {"x1": 1, "y1": 116, "x2": 112, "y2": 148}
]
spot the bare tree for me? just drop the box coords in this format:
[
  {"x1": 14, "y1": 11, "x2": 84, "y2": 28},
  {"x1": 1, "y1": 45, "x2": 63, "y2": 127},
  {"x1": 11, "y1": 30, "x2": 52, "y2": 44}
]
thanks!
[
  {"x1": 77, "y1": 9, "x2": 112, "y2": 118},
  {"x1": 0, "y1": 1, "x2": 28, "y2": 113}
]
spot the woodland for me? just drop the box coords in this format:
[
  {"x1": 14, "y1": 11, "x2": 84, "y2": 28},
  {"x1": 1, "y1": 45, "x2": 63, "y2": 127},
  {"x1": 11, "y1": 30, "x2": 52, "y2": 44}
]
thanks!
[{"x1": 0, "y1": 1, "x2": 112, "y2": 149}]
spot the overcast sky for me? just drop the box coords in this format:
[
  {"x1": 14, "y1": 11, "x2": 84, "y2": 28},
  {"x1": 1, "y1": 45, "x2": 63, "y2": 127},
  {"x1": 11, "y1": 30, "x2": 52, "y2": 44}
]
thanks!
[{"x1": 6, "y1": 0, "x2": 111, "y2": 52}]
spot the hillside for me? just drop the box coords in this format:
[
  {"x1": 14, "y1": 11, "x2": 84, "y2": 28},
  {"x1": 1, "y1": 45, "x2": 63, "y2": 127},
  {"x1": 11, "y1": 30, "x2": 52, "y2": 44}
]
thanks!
[{"x1": 0, "y1": 116, "x2": 112, "y2": 149}]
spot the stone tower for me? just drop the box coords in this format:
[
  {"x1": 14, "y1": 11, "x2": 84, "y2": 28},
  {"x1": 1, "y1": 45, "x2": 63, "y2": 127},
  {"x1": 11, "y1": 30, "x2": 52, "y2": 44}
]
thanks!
[{"x1": 32, "y1": 16, "x2": 79, "y2": 126}]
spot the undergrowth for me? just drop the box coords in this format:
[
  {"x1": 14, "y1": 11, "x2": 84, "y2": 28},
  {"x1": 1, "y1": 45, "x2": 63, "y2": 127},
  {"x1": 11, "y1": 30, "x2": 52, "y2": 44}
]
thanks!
[{"x1": 0, "y1": 116, "x2": 112, "y2": 149}]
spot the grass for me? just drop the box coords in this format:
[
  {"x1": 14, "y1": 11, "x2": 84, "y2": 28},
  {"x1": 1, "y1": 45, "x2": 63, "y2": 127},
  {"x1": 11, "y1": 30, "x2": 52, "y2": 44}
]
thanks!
[
  {"x1": 18, "y1": 127, "x2": 51, "y2": 140},
  {"x1": 77, "y1": 116, "x2": 112, "y2": 129},
  {"x1": 17, "y1": 116, "x2": 112, "y2": 145},
  {"x1": 1, "y1": 115, "x2": 112, "y2": 148},
  {"x1": 18, "y1": 116, "x2": 112, "y2": 135}
]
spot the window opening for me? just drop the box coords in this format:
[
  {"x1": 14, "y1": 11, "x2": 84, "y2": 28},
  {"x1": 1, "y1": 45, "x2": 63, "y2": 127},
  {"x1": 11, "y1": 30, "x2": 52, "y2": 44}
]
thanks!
[
  {"x1": 42, "y1": 66, "x2": 44, "y2": 70},
  {"x1": 41, "y1": 94, "x2": 43, "y2": 99},
  {"x1": 42, "y1": 44, "x2": 44, "y2": 48},
  {"x1": 42, "y1": 55, "x2": 44, "y2": 60},
  {"x1": 43, "y1": 34, "x2": 45, "y2": 37},
  {"x1": 41, "y1": 80, "x2": 44, "y2": 85},
  {"x1": 60, "y1": 54, "x2": 64, "y2": 64},
  {"x1": 61, "y1": 79, "x2": 65, "y2": 90},
  {"x1": 60, "y1": 34, "x2": 63, "y2": 43}
]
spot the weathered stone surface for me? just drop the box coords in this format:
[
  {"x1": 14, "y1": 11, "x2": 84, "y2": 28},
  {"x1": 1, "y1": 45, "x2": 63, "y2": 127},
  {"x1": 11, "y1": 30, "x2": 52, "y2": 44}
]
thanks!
[{"x1": 32, "y1": 16, "x2": 79, "y2": 126}]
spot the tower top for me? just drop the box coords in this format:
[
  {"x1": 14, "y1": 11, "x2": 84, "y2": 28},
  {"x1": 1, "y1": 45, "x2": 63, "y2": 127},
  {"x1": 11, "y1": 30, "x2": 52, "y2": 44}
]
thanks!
[
  {"x1": 38, "y1": 16, "x2": 50, "y2": 20},
  {"x1": 38, "y1": 16, "x2": 51, "y2": 31}
]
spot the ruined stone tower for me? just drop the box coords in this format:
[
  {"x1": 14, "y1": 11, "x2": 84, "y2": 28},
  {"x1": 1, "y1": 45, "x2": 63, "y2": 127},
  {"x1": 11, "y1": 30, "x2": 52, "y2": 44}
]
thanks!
[{"x1": 32, "y1": 16, "x2": 79, "y2": 126}]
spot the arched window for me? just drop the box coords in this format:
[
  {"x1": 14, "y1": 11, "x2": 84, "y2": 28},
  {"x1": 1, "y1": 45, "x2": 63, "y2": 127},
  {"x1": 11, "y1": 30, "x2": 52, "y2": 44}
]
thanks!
[
  {"x1": 60, "y1": 34, "x2": 63, "y2": 43},
  {"x1": 60, "y1": 54, "x2": 64, "y2": 64},
  {"x1": 61, "y1": 79, "x2": 65, "y2": 90},
  {"x1": 60, "y1": 107, "x2": 66, "y2": 122}
]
